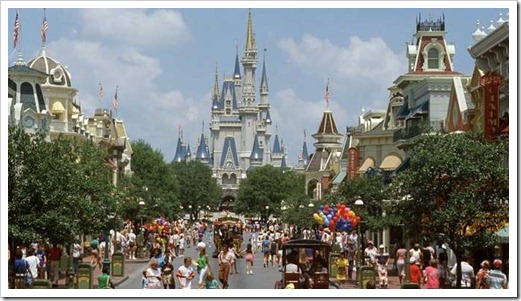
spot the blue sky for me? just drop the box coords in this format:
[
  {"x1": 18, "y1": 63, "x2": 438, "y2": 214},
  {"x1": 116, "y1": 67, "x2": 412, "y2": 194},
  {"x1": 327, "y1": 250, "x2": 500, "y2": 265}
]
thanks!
[{"x1": 4, "y1": 3, "x2": 512, "y2": 164}]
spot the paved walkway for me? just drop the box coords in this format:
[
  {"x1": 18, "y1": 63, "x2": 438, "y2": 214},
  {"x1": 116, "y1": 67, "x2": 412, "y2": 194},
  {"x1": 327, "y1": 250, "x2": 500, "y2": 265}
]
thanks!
[{"x1": 55, "y1": 255, "x2": 150, "y2": 289}]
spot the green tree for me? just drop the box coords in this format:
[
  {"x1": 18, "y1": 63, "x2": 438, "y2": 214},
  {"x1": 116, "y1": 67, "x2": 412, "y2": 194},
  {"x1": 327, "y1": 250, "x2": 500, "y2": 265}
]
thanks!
[
  {"x1": 8, "y1": 127, "x2": 117, "y2": 246},
  {"x1": 335, "y1": 175, "x2": 390, "y2": 230},
  {"x1": 171, "y1": 160, "x2": 221, "y2": 220},
  {"x1": 387, "y1": 132, "x2": 508, "y2": 288},
  {"x1": 121, "y1": 140, "x2": 179, "y2": 222},
  {"x1": 235, "y1": 165, "x2": 287, "y2": 219},
  {"x1": 279, "y1": 171, "x2": 314, "y2": 229}
]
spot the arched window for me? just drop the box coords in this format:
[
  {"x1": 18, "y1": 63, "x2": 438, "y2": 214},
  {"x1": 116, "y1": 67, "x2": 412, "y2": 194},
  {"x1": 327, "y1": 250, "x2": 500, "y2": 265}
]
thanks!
[
  {"x1": 20, "y1": 83, "x2": 36, "y2": 111},
  {"x1": 428, "y1": 48, "x2": 439, "y2": 69}
]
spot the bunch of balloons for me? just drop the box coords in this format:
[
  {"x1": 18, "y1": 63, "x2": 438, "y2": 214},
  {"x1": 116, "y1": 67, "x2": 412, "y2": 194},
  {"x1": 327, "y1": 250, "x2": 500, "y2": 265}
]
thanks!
[
  {"x1": 144, "y1": 216, "x2": 172, "y2": 233},
  {"x1": 312, "y1": 203, "x2": 361, "y2": 232}
]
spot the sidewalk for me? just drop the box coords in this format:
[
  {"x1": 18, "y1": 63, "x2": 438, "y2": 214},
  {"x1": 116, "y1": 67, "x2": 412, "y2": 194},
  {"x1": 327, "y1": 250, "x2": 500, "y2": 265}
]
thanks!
[{"x1": 56, "y1": 255, "x2": 149, "y2": 289}]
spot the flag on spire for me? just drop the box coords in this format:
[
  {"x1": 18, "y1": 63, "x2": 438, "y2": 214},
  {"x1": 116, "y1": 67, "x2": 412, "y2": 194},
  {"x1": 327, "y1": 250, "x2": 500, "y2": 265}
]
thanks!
[
  {"x1": 112, "y1": 87, "x2": 119, "y2": 112},
  {"x1": 41, "y1": 8, "x2": 48, "y2": 44},
  {"x1": 13, "y1": 10, "x2": 20, "y2": 49},
  {"x1": 98, "y1": 83, "x2": 104, "y2": 101},
  {"x1": 324, "y1": 78, "x2": 330, "y2": 107}
]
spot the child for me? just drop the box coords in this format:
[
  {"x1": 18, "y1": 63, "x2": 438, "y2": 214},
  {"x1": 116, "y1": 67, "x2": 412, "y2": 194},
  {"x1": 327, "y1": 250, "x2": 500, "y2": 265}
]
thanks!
[
  {"x1": 336, "y1": 251, "x2": 349, "y2": 286},
  {"x1": 243, "y1": 243, "x2": 255, "y2": 275},
  {"x1": 204, "y1": 271, "x2": 222, "y2": 289},
  {"x1": 141, "y1": 270, "x2": 148, "y2": 289}
]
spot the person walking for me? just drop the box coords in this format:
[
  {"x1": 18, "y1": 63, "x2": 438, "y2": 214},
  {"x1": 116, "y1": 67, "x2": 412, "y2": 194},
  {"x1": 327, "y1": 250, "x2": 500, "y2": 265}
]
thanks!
[
  {"x1": 336, "y1": 251, "x2": 349, "y2": 287},
  {"x1": 97, "y1": 267, "x2": 114, "y2": 289},
  {"x1": 90, "y1": 237, "x2": 101, "y2": 270},
  {"x1": 72, "y1": 240, "x2": 82, "y2": 274},
  {"x1": 176, "y1": 257, "x2": 195, "y2": 289},
  {"x1": 195, "y1": 242, "x2": 211, "y2": 289},
  {"x1": 424, "y1": 259, "x2": 440, "y2": 289},
  {"x1": 345, "y1": 240, "x2": 356, "y2": 280},
  {"x1": 217, "y1": 244, "x2": 232, "y2": 289},
  {"x1": 409, "y1": 257, "x2": 422, "y2": 287},
  {"x1": 161, "y1": 255, "x2": 175, "y2": 289},
  {"x1": 127, "y1": 230, "x2": 137, "y2": 260},
  {"x1": 25, "y1": 248, "x2": 40, "y2": 286},
  {"x1": 485, "y1": 259, "x2": 508, "y2": 289},
  {"x1": 13, "y1": 249, "x2": 30, "y2": 289},
  {"x1": 475, "y1": 260, "x2": 490, "y2": 289},
  {"x1": 48, "y1": 244, "x2": 62, "y2": 287},
  {"x1": 145, "y1": 258, "x2": 163, "y2": 289},
  {"x1": 262, "y1": 235, "x2": 270, "y2": 268},
  {"x1": 395, "y1": 243, "x2": 407, "y2": 285},
  {"x1": 243, "y1": 243, "x2": 255, "y2": 275},
  {"x1": 450, "y1": 255, "x2": 475, "y2": 288}
]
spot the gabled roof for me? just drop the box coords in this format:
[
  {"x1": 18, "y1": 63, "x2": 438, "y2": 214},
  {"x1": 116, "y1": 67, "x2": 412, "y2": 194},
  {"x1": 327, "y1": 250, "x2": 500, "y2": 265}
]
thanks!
[
  {"x1": 8, "y1": 65, "x2": 49, "y2": 78},
  {"x1": 220, "y1": 136, "x2": 240, "y2": 168},
  {"x1": 306, "y1": 149, "x2": 329, "y2": 172},
  {"x1": 221, "y1": 80, "x2": 238, "y2": 110}
]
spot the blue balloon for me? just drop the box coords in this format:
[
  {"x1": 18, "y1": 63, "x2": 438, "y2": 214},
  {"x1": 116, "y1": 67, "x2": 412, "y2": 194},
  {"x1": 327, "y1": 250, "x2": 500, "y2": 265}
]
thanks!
[
  {"x1": 319, "y1": 205, "x2": 324, "y2": 211},
  {"x1": 327, "y1": 214, "x2": 333, "y2": 219},
  {"x1": 324, "y1": 218, "x2": 330, "y2": 226}
]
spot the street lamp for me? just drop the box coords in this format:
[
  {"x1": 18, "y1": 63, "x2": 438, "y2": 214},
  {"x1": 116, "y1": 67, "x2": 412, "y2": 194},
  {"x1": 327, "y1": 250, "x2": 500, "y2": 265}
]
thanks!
[
  {"x1": 308, "y1": 202, "x2": 315, "y2": 208},
  {"x1": 265, "y1": 205, "x2": 269, "y2": 222},
  {"x1": 354, "y1": 198, "x2": 364, "y2": 287},
  {"x1": 188, "y1": 205, "x2": 192, "y2": 221},
  {"x1": 138, "y1": 200, "x2": 145, "y2": 229},
  {"x1": 103, "y1": 214, "x2": 115, "y2": 272}
]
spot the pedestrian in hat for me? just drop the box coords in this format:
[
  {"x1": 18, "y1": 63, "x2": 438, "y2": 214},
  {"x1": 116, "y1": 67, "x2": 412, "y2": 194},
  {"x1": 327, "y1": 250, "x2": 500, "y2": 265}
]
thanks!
[
  {"x1": 485, "y1": 259, "x2": 508, "y2": 289},
  {"x1": 409, "y1": 257, "x2": 422, "y2": 286}
]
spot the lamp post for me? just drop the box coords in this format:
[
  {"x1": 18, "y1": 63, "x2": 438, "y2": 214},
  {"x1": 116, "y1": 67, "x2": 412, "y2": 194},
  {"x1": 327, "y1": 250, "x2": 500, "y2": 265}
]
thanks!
[
  {"x1": 103, "y1": 214, "x2": 115, "y2": 272},
  {"x1": 265, "y1": 205, "x2": 269, "y2": 223},
  {"x1": 354, "y1": 199, "x2": 364, "y2": 287},
  {"x1": 188, "y1": 205, "x2": 192, "y2": 221},
  {"x1": 138, "y1": 200, "x2": 145, "y2": 230}
]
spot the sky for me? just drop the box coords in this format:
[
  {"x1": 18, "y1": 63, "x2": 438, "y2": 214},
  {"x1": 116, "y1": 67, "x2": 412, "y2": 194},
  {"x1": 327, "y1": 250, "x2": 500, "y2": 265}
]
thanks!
[{"x1": 3, "y1": 2, "x2": 513, "y2": 165}]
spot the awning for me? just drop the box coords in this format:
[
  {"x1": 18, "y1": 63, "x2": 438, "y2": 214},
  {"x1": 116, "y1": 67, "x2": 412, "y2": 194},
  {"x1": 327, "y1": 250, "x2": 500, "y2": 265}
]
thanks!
[
  {"x1": 358, "y1": 158, "x2": 374, "y2": 173},
  {"x1": 51, "y1": 101, "x2": 65, "y2": 113},
  {"x1": 379, "y1": 155, "x2": 402, "y2": 170},
  {"x1": 495, "y1": 224, "x2": 508, "y2": 243},
  {"x1": 331, "y1": 171, "x2": 346, "y2": 185}
]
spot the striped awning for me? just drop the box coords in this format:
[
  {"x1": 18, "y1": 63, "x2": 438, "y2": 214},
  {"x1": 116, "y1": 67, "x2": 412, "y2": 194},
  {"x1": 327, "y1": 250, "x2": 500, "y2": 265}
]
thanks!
[
  {"x1": 358, "y1": 158, "x2": 374, "y2": 173},
  {"x1": 379, "y1": 155, "x2": 402, "y2": 170}
]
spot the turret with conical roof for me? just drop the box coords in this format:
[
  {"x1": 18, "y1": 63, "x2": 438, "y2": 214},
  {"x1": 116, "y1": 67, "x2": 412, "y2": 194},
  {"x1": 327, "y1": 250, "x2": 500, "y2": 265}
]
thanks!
[
  {"x1": 240, "y1": 9, "x2": 257, "y2": 107},
  {"x1": 259, "y1": 49, "x2": 269, "y2": 105}
]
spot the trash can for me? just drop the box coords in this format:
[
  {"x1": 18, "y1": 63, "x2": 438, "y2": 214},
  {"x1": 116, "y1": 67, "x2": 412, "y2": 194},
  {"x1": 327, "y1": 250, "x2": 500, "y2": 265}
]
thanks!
[
  {"x1": 111, "y1": 252, "x2": 125, "y2": 277},
  {"x1": 76, "y1": 263, "x2": 93, "y2": 289},
  {"x1": 359, "y1": 265, "x2": 376, "y2": 289}
]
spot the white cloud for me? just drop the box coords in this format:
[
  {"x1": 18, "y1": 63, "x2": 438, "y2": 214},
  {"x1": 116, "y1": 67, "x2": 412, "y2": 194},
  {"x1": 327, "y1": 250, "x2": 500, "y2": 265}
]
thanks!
[
  {"x1": 270, "y1": 88, "x2": 349, "y2": 164},
  {"x1": 80, "y1": 8, "x2": 191, "y2": 49},
  {"x1": 278, "y1": 34, "x2": 406, "y2": 110}
]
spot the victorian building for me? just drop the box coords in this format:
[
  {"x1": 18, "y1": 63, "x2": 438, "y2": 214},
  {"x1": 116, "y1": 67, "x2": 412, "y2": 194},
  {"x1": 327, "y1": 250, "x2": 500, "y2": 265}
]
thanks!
[{"x1": 8, "y1": 16, "x2": 133, "y2": 185}]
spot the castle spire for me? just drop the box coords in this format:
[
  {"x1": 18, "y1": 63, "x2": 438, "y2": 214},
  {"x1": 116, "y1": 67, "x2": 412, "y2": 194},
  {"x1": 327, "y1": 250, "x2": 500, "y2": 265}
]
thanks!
[
  {"x1": 245, "y1": 9, "x2": 256, "y2": 51},
  {"x1": 260, "y1": 48, "x2": 268, "y2": 94},
  {"x1": 213, "y1": 64, "x2": 220, "y2": 97},
  {"x1": 234, "y1": 40, "x2": 241, "y2": 78}
]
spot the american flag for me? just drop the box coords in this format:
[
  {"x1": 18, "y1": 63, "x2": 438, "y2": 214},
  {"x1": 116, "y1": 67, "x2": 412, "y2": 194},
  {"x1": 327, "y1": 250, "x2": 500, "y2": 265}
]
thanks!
[
  {"x1": 98, "y1": 83, "x2": 104, "y2": 101},
  {"x1": 13, "y1": 11, "x2": 20, "y2": 49},
  {"x1": 41, "y1": 9, "x2": 48, "y2": 43},
  {"x1": 324, "y1": 78, "x2": 330, "y2": 106},
  {"x1": 112, "y1": 88, "x2": 119, "y2": 112}
]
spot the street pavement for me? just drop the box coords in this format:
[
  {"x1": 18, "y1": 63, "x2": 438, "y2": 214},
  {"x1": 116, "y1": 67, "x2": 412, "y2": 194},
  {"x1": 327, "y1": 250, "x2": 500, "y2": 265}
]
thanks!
[{"x1": 54, "y1": 231, "x2": 406, "y2": 289}]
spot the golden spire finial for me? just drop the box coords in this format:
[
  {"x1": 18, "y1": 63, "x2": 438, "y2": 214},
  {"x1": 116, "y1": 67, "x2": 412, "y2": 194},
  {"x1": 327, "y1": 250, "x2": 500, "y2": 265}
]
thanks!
[
  {"x1": 245, "y1": 8, "x2": 256, "y2": 51},
  {"x1": 213, "y1": 64, "x2": 220, "y2": 97}
]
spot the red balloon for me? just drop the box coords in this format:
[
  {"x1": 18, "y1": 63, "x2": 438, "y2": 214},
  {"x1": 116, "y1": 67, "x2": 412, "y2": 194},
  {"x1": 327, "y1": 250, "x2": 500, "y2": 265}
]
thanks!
[
  {"x1": 340, "y1": 204, "x2": 346, "y2": 210},
  {"x1": 324, "y1": 204, "x2": 330, "y2": 211}
]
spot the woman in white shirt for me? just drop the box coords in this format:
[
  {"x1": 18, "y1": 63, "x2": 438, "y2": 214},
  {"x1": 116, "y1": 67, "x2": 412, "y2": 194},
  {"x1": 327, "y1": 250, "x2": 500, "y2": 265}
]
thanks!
[{"x1": 146, "y1": 259, "x2": 163, "y2": 289}]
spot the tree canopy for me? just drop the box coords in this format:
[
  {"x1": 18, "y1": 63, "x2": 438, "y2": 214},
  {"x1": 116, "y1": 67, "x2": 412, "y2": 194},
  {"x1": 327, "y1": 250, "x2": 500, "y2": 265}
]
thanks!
[
  {"x1": 120, "y1": 140, "x2": 180, "y2": 222},
  {"x1": 171, "y1": 160, "x2": 221, "y2": 220},
  {"x1": 8, "y1": 127, "x2": 118, "y2": 245},
  {"x1": 386, "y1": 132, "x2": 508, "y2": 287}
]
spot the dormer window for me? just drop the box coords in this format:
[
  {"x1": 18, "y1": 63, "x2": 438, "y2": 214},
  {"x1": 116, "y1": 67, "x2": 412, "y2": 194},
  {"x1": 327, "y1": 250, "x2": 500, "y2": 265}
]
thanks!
[{"x1": 428, "y1": 48, "x2": 439, "y2": 69}]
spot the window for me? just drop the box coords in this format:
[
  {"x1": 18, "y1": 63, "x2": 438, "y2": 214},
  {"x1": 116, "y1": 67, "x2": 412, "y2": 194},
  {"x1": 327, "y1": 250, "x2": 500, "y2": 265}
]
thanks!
[
  {"x1": 20, "y1": 83, "x2": 37, "y2": 111},
  {"x1": 428, "y1": 48, "x2": 439, "y2": 69},
  {"x1": 35, "y1": 84, "x2": 46, "y2": 111}
]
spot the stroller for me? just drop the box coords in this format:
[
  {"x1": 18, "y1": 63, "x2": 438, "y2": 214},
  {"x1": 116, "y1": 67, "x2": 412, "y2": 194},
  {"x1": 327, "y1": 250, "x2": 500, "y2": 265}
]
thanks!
[{"x1": 377, "y1": 263, "x2": 388, "y2": 288}]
